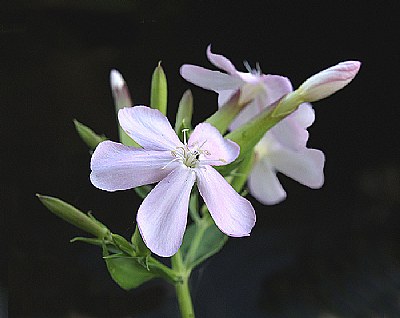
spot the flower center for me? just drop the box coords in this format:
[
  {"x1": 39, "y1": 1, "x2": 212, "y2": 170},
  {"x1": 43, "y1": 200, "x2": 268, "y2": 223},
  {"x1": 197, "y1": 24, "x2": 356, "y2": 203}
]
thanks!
[
  {"x1": 168, "y1": 129, "x2": 210, "y2": 169},
  {"x1": 171, "y1": 146, "x2": 203, "y2": 168}
]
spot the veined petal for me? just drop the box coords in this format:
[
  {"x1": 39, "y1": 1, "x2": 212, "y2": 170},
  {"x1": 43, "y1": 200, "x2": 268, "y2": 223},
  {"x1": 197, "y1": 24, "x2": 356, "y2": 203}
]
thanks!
[
  {"x1": 248, "y1": 159, "x2": 287, "y2": 205},
  {"x1": 90, "y1": 140, "x2": 176, "y2": 191},
  {"x1": 118, "y1": 106, "x2": 182, "y2": 151},
  {"x1": 269, "y1": 147, "x2": 325, "y2": 188},
  {"x1": 195, "y1": 166, "x2": 255, "y2": 236},
  {"x1": 137, "y1": 166, "x2": 196, "y2": 257},
  {"x1": 180, "y1": 65, "x2": 243, "y2": 91},
  {"x1": 206, "y1": 45, "x2": 238, "y2": 74},
  {"x1": 188, "y1": 123, "x2": 239, "y2": 166}
]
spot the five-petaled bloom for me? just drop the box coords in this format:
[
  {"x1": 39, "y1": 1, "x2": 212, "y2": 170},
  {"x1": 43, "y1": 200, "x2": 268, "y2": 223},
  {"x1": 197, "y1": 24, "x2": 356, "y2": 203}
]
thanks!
[{"x1": 90, "y1": 106, "x2": 256, "y2": 257}]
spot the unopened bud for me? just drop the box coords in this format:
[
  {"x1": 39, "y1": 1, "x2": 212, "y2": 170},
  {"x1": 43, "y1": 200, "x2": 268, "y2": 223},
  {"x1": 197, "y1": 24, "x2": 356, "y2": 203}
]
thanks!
[{"x1": 298, "y1": 61, "x2": 361, "y2": 102}]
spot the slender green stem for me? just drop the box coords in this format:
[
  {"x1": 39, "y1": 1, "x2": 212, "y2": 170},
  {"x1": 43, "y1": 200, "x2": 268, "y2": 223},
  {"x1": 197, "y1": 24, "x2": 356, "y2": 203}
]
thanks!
[{"x1": 171, "y1": 250, "x2": 195, "y2": 318}]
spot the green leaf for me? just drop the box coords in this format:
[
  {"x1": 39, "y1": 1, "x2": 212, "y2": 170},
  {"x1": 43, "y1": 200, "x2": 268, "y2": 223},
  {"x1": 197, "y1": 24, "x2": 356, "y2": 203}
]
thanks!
[
  {"x1": 175, "y1": 89, "x2": 193, "y2": 135},
  {"x1": 150, "y1": 62, "x2": 167, "y2": 116},
  {"x1": 36, "y1": 194, "x2": 110, "y2": 239},
  {"x1": 103, "y1": 252, "x2": 158, "y2": 290},
  {"x1": 181, "y1": 219, "x2": 228, "y2": 270},
  {"x1": 73, "y1": 119, "x2": 107, "y2": 150}
]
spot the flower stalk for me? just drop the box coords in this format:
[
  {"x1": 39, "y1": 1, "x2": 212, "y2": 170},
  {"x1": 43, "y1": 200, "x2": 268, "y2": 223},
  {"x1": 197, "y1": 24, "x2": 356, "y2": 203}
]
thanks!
[{"x1": 172, "y1": 250, "x2": 195, "y2": 318}]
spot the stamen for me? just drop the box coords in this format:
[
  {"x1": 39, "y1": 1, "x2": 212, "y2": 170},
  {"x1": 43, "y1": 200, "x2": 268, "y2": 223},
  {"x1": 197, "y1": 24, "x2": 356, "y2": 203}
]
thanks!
[
  {"x1": 243, "y1": 60, "x2": 262, "y2": 75},
  {"x1": 243, "y1": 60, "x2": 252, "y2": 73},
  {"x1": 256, "y1": 62, "x2": 262, "y2": 74}
]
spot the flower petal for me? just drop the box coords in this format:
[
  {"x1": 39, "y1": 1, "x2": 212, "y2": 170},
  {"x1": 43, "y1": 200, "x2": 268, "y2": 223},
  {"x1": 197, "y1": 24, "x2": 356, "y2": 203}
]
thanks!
[
  {"x1": 288, "y1": 103, "x2": 315, "y2": 128},
  {"x1": 270, "y1": 103, "x2": 315, "y2": 150},
  {"x1": 206, "y1": 45, "x2": 238, "y2": 74},
  {"x1": 269, "y1": 147, "x2": 325, "y2": 188},
  {"x1": 137, "y1": 166, "x2": 196, "y2": 257},
  {"x1": 180, "y1": 65, "x2": 243, "y2": 91},
  {"x1": 217, "y1": 90, "x2": 235, "y2": 106},
  {"x1": 195, "y1": 166, "x2": 256, "y2": 236},
  {"x1": 229, "y1": 74, "x2": 293, "y2": 130},
  {"x1": 90, "y1": 140, "x2": 176, "y2": 191},
  {"x1": 248, "y1": 159, "x2": 287, "y2": 205},
  {"x1": 262, "y1": 74, "x2": 293, "y2": 104},
  {"x1": 118, "y1": 106, "x2": 182, "y2": 151},
  {"x1": 188, "y1": 123, "x2": 239, "y2": 166}
]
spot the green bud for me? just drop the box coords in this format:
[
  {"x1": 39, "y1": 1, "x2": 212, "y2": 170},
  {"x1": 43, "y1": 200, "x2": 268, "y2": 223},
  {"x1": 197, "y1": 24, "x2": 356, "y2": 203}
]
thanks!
[
  {"x1": 150, "y1": 62, "x2": 168, "y2": 116},
  {"x1": 175, "y1": 89, "x2": 193, "y2": 134},
  {"x1": 36, "y1": 194, "x2": 110, "y2": 239},
  {"x1": 112, "y1": 234, "x2": 136, "y2": 256},
  {"x1": 205, "y1": 92, "x2": 248, "y2": 134},
  {"x1": 131, "y1": 225, "x2": 151, "y2": 257},
  {"x1": 73, "y1": 119, "x2": 107, "y2": 150}
]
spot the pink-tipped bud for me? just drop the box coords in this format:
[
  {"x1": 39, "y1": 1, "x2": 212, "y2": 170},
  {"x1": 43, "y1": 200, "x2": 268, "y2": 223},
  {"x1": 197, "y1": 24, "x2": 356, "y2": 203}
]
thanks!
[
  {"x1": 110, "y1": 69, "x2": 132, "y2": 110},
  {"x1": 299, "y1": 61, "x2": 361, "y2": 102}
]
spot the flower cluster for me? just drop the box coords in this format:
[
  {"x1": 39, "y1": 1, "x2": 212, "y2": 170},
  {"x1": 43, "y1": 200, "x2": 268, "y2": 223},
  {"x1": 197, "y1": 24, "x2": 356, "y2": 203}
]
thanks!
[{"x1": 90, "y1": 46, "x2": 361, "y2": 256}]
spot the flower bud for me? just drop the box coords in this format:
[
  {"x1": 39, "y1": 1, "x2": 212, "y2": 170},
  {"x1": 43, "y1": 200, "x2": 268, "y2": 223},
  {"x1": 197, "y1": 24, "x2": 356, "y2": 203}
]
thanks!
[
  {"x1": 298, "y1": 61, "x2": 361, "y2": 102},
  {"x1": 150, "y1": 62, "x2": 168, "y2": 116},
  {"x1": 175, "y1": 89, "x2": 193, "y2": 134},
  {"x1": 110, "y1": 69, "x2": 132, "y2": 110},
  {"x1": 110, "y1": 70, "x2": 139, "y2": 147}
]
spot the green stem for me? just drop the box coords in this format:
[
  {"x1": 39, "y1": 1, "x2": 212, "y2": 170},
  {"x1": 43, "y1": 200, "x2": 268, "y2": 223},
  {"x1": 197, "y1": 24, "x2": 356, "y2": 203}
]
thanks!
[{"x1": 171, "y1": 250, "x2": 195, "y2": 318}]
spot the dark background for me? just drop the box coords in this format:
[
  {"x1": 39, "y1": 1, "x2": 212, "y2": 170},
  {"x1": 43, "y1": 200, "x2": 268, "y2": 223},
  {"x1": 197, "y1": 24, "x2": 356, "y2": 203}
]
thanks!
[{"x1": 3, "y1": 1, "x2": 400, "y2": 317}]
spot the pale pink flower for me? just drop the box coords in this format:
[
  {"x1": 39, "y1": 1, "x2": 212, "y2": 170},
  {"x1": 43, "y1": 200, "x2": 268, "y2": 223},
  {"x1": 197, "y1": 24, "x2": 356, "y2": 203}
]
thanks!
[
  {"x1": 90, "y1": 106, "x2": 255, "y2": 257},
  {"x1": 180, "y1": 45, "x2": 293, "y2": 129},
  {"x1": 181, "y1": 46, "x2": 325, "y2": 204},
  {"x1": 299, "y1": 61, "x2": 361, "y2": 102},
  {"x1": 248, "y1": 104, "x2": 325, "y2": 204}
]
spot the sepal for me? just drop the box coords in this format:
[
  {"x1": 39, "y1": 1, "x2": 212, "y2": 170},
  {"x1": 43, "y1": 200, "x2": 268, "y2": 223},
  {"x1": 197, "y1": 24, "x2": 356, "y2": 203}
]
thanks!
[
  {"x1": 150, "y1": 62, "x2": 168, "y2": 116},
  {"x1": 36, "y1": 194, "x2": 110, "y2": 239},
  {"x1": 175, "y1": 89, "x2": 193, "y2": 136},
  {"x1": 131, "y1": 225, "x2": 151, "y2": 257},
  {"x1": 73, "y1": 119, "x2": 107, "y2": 150},
  {"x1": 205, "y1": 91, "x2": 247, "y2": 134}
]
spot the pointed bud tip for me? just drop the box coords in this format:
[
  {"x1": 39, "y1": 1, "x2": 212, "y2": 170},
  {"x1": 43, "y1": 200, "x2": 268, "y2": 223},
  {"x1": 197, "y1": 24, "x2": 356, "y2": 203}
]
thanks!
[
  {"x1": 110, "y1": 69, "x2": 125, "y2": 90},
  {"x1": 299, "y1": 60, "x2": 361, "y2": 102}
]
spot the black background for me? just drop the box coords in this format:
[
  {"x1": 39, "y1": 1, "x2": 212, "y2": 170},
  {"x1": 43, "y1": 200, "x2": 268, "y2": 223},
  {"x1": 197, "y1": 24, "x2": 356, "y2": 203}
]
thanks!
[{"x1": 4, "y1": 1, "x2": 400, "y2": 317}]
